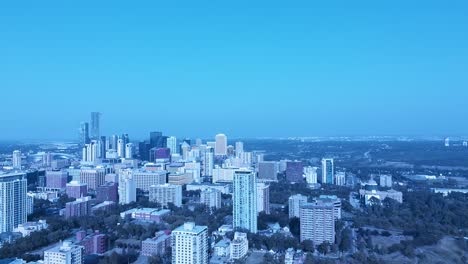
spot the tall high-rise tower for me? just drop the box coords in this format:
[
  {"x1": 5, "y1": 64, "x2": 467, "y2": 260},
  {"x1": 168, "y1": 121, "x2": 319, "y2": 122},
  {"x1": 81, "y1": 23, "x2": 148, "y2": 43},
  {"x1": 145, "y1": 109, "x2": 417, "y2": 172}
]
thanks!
[
  {"x1": 110, "y1": 134, "x2": 118, "y2": 150},
  {"x1": 300, "y1": 201, "x2": 335, "y2": 244},
  {"x1": 118, "y1": 170, "x2": 136, "y2": 205},
  {"x1": 125, "y1": 143, "x2": 134, "y2": 159},
  {"x1": 90, "y1": 112, "x2": 101, "y2": 140},
  {"x1": 215, "y1": 134, "x2": 227, "y2": 156},
  {"x1": 0, "y1": 172, "x2": 28, "y2": 232},
  {"x1": 117, "y1": 138, "x2": 125, "y2": 158},
  {"x1": 321, "y1": 158, "x2": 334, "y2": 184},
  {"x1": 233, "y1": 169, "x2": 257, "y2": 233},
  {"x1": 12, "y1": 150, "x2": 22, "y2": 169},
  {"x1": 166, "y1": 136, "x2": 178, "y2": 155},
  {"x1": 203, "y1": 147, "x2": 214, "y2": 177},
  {"x1": 79, "y1": 122, "x2": 90, "y2": 146},
  {"x1": 150, "y1": 131, "x2": 164, "y2": 148},
  {"x1": 235, "y1": 141, "x2": 244, "y2": 157}
]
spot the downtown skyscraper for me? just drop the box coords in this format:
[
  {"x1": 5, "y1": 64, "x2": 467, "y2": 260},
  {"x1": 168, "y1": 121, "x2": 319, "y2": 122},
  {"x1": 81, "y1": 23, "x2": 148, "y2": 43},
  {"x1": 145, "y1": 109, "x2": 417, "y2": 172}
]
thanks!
[
  {"x1": 90, "y1": 112, "x2": 101, "y2": 140},
  {"x1": 215, "y1": 134, "x2": 227, "y2": 156},
  {"x1": 0, "y1": 172, "x2": 28, "y2": 232},
  {"x1": 12, "y1": 150, "x2": 22, "y2": 169},
  {"x1": 150, "y1": 131, "x2": 166, "y2": 149},
  {"x1": 79, "y1": 122, "x2": 90, "y2": 146},
  {"x1": 233, "y1": 169, "x2": 258, "y2": 233},
  {"x1": 166, "y1": 136, "x2": 178, "y2": 155},
  {"x1": 321, "y1": 158, "x2": 335, "y2": 184}
]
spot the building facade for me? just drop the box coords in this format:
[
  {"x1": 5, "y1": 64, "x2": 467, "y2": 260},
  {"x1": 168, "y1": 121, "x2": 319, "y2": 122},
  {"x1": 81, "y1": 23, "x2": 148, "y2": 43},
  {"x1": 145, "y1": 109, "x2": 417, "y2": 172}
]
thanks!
[
  {"x1": 257, "y1": 183, "x2": 270, "y2": 214},
  {"x1": 257, "y1": 161, "x2": 279, "y2": 181},
  {"x1": 215, "y1": 134, "x2": 227, "y2": 156},
  {"x1": 233, "y1": 169, "x2": 257, "y2": 233},
  {"x1": 0, "y1": 173, "x2": 28, "y2": 232},
  {"x1": 12, "y1": 150, "x2": 22, "y2": 169},
  {"x1": 149, "y1": 184, "x2": 182, "y2": 207},
  {"x1": 44, "y1": 241, "x2": 84, "y2": 264},
  {"x1": 200, "y1": 188, "x2": 222, "y2": 209},
  {"x1": 46, "y1": 170, "x2": 69, "y2": 190},
  {"x1": 66, "y1": 181, "x2": 87, "y2": 199},
  {"x1": 321, "y1": 158, "x2": 334, "y2": 184},
  {"x1": 172, "y1": 222, "x2": 208, "y2": 264},
  {"x1": 304, "y1": 166, "x2": 318, "y2": 185},
  {"x1": 118, "y1": 170, "x2": 136, "y2": 204},
  {"x1": 141, "y1": 231, "x2": 171, "y2": 257},
  {"x1": 96, "y1": 182, "x2": 118, "y2": 203},
  {"x1": 335, "y1": 172, "x2": 346, "y2": 186},
  {"x1": 300, "y1": 202, "x2": 335, "y2": 245},
  {"x1": 65, "y1": 196, "x2": 91, "y2": 218},
  {"x1": 286, "y1": 161, "x2": 304, "y2": 183},
  {"x1": 288, "y1": 194, "x2": 308, "y2": 219},
  {"x1": 79, "y1": 168, "x2": 105, "y2": 190},
  {"x1": 230, "y1": 232, "x2": 249, "y2": 260},
  {"x1": 131, "y1": 169, "x2": 167, "y2": 192}
]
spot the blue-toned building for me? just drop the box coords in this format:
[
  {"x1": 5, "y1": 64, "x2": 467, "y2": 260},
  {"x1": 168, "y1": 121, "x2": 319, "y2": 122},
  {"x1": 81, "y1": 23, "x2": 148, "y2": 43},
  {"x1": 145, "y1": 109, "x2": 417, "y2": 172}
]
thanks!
[
  {"x1": 233, "y1": 169, "x2": 257, "y2": 233},
  {"x1": 321, "y1": 158, "x2": 334, "y2": 184}
]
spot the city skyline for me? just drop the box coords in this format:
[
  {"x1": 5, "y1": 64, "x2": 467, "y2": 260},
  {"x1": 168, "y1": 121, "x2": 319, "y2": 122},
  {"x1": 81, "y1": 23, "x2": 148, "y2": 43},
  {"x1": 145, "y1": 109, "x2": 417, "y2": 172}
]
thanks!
[
  {"x1": 0, "y1": 1, "x2": 467, "y2": 263},
  {"x1": 1, "y1": 111, "x2": 468, "y2": 142},
  {"x1": 1, "y1": 1, "x2": 468, "y2": 140}
]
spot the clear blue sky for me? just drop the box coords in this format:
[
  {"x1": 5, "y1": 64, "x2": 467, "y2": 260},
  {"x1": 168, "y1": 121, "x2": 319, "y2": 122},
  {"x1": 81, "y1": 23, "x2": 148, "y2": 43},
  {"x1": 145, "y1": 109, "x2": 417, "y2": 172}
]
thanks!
[{"x1": 1, "y1": 0, "x2": 467, "y2": 140}]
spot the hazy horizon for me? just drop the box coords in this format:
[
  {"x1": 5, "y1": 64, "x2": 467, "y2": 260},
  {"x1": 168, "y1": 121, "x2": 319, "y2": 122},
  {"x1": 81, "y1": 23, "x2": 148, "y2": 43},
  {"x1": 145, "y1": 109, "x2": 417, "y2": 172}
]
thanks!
[{"x1": 1, "y1": 1, "x2": 467, "y2": 140}]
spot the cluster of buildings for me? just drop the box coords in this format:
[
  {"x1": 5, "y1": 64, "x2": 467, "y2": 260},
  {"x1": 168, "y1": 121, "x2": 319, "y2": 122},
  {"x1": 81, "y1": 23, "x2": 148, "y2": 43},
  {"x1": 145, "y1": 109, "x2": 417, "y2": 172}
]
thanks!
[
  {"x1": 289, "y1": 194, "x2": 342, "y2": 246},
  {"x1": 213, "y1": 232, "x2": 249, "y2": 262},
  {"x1": 0, "y1": 112, "x2": 419, "y2": 264},
  {"x1": 120, "y1": 208, "x2": 170, "y2": 223},
  {"x1": 358, "y1": 175, "x2": 403, "y2": 206}
]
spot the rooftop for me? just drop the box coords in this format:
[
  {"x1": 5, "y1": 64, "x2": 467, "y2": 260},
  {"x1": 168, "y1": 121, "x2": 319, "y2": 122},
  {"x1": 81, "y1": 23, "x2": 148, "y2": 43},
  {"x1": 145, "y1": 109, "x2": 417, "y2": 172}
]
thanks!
[
  {"x1": 173, "y1": 222, "x2": 207, "y2": 234},
  {"x1": 122, "y1": 208, "x2": 170, "y2": 216}
]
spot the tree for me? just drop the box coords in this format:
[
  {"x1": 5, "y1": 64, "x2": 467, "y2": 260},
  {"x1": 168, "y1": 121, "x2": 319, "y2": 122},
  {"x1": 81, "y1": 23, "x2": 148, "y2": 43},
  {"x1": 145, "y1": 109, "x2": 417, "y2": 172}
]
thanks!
[
  {"x1": 288, "y1": 217, "x2": 300, "y2": 237},
  {"x1": 317, "y1": 241, "x2": 330, "y2": 255},
  {"x1": 339, "y1": 228, "x2": 353, "y2": 252},
  {"x1": 262, "y1": 253, "x2": 275, "y2": 264},
  {"x1": 302, "y1": 239, "x2": 315, "y2": 253}
]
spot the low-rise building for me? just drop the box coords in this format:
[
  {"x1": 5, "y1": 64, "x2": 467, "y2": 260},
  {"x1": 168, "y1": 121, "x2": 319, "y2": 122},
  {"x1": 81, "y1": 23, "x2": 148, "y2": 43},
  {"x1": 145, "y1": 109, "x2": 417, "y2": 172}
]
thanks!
[
  {"x1": 45, "y1": 170, "x2": 69, "y2": 190},
  {"x1": 141, "y1": 231, "x2": 171, "y2": 257},
  {"x1": 215, "y1": 225, "x2": 233, "y2": 237},
  {"x1": 431, "y1": 188, "x2": 468, "y2": 196},
  {"x1": 200, "y1": 188, "x2": 222, "y2": 209},
  {"x1": 167, "y1": 172, "x2": 193, "y2": 185},
  {"x1": 76, "y1": 230, "x2": 107, "y2": 255},
  {"x1": 64, "y1": 196, "x2": 91, "y2": 219},
  {"x1": 213, "y1": 239, "x2": 230, "y2": 258},
  {"x1": 230, "y1": 232, "x2": 248, "y2": 260},
  {"x1": 91, "y1": 201, "x2": 115, "y2": 214},
  {"x1": 65, "y1": 181, "x2": 87, "y2": 199},
  {"x1": 120, "y1": 208, "x2": 170, "y2": 223},
  {"x1": 186, "y1": 183, "x2": 231, "y2": 194},
  {"x1": 96, "y1": 182, "x2": 118, "y2": 203},
  {"x1": 13, "y1": 220, "x2": 48, "y2": 237},
  {"x1": 43, "y1": 241, "x2": 84, "y2": 264},
  {"x1": 359, "y1": 179, "x2": 403, "y2": 205},
  {"x1": 149, "y1": 184, "x2": 182, "y2": 207}
]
